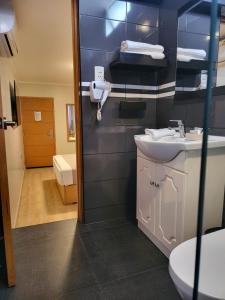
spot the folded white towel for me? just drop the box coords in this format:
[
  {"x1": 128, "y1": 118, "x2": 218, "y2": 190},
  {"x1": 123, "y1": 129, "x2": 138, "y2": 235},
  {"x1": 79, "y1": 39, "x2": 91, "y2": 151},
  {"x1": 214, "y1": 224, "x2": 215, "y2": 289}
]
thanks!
[
  {"x1": 121, "y1": 49, "x2": 165, "y2": 59},
  {"x1": 145, "y1": 128, "x2": 176, "y2": 140},
  {"x1": 177, "y1": 54, "x2": 205, "y2": 62},
  {"x1": 177, "y1": 47, "x2": 206, "y2": 59},
  {"x1": 121, "y1": 40, "x2": 164, "y2": 53}
]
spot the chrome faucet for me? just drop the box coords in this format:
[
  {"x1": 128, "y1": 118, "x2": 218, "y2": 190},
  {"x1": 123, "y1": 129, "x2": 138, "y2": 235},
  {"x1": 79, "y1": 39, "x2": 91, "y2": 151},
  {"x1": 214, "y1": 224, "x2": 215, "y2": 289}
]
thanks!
[{"x1": 169, "y1": 120, "x2": 185, "y2": 138}]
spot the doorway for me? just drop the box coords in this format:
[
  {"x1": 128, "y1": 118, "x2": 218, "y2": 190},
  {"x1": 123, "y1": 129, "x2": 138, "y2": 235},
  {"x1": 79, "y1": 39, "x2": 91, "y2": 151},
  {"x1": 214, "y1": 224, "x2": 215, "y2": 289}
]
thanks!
[
  {"x1": 0, "y1": 0, "x2": 83, "y2": 286},
  {"x1": 8, "y1": 0, "x2": 81, "y2": 229}
]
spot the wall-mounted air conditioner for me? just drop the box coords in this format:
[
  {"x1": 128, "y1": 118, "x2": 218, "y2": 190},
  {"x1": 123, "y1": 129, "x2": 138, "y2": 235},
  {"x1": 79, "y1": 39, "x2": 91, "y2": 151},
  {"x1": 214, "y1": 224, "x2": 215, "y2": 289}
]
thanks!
[{"x1": 0, "y1": 31, "x2": 18, "y2": 57}]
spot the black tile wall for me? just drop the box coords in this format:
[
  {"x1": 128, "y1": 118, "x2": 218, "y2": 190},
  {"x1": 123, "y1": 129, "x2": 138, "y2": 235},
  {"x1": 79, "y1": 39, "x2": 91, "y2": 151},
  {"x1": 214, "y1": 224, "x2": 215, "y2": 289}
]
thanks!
[
  {"x1": 157, "y1": 4, "x2": 178, "y2": 85},
  {"x1": 160, "y1": 94, "x2": 225, "y2": 134},
  {"x1": 83, "y1": 152, "x2": 136, "y2": 182},
  {"x1": 187, "y1": 12, "x2": 210, "y2": 35},
  {"x1": 79, "y1": 0, "x2": 215, "y2": 223},
  {"x1": 79, "y1": 0, "x2": 159, "y2": 223},
  {"x1": 177, "y1": 31, "x2": 209, "y2": 57},
  {"x1": 156, "y1": 2, "x2": 221, "y2": 130},
  {"x1": 127, "y1": 1, "x2": 159, "y2": 27},
  {"x1": 79, "y1": 15, "x2": 126, "y2": 52},
  {"x1": 126, "y1": 23, "x2": 159, "y2": 44},
  {"x1": 79, "y1": 0, "x2": 127, "y2": 21}
]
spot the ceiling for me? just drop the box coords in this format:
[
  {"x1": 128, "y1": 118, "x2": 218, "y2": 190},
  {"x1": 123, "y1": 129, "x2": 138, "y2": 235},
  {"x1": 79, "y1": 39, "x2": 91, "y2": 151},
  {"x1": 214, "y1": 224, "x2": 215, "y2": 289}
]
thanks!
[{"x1": 12, "y1": 0, "x2": 73, "y2": 85}]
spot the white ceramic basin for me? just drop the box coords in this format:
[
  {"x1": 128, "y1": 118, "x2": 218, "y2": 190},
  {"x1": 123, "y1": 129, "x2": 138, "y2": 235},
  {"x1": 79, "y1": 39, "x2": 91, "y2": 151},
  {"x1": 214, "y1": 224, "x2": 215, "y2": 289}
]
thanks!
[{"x1": 134, "y1": 134, "x2": 225, "y2": 162}]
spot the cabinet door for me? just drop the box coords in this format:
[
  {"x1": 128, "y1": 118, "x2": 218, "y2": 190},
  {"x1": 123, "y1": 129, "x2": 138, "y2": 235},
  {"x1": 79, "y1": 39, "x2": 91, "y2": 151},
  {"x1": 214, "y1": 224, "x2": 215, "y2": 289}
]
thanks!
[
  {"x1": 137, "y1": 158, "x2": 156, "y2": 234},
  {"x1": 155, "y1": 166, "x2": 186, "y2": 252}
]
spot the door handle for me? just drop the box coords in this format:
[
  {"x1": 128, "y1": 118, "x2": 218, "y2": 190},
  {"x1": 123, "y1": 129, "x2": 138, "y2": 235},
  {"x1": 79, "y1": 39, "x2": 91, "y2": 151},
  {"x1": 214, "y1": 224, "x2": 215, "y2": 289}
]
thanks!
[
  {"x1": 0, "y1": 117, "x2": 17, "y2": 130},
  {"x1": 150, "y1": 181, "x2": 160, "y2": 188},
  {"x1": 47, "y1": 129, "x2": 54, "y2": 138}
]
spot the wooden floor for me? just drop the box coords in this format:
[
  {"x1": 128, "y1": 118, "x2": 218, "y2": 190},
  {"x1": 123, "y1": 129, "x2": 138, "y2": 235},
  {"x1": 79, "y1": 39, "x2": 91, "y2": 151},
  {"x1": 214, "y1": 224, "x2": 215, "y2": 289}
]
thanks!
[{"x1": 15, "y1": 167, "x2": 77, "y2": 228}]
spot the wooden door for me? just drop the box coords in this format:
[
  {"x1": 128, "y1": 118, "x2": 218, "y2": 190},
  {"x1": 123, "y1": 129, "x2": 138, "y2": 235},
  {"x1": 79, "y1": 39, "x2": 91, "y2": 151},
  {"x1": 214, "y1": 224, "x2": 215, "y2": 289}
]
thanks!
[
  {"x1": 20, "y1": 97, "x2": 56, "y2": 168},
  {"x1": 155, "y1": 166, "x2": 186, "y2": 252},
  {"x1": 137, "y1": 157, "x2": 156, "y2": 235},
  {"x1": 0, "y1": 84, "x2": 16, "y2": 286}
]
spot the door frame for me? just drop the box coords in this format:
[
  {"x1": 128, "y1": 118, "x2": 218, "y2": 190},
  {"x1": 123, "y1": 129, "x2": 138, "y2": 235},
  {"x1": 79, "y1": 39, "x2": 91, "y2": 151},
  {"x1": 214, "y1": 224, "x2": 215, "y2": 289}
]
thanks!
[
  {"x1": 0, "y1": 83, "x2": 16, "y2": 287},
  {"x1": 0, "y1": 0, "x2": 84, "y2": 287},
  {"x1": 71, "y1": 0, "x2": 84, "y2": 223}
]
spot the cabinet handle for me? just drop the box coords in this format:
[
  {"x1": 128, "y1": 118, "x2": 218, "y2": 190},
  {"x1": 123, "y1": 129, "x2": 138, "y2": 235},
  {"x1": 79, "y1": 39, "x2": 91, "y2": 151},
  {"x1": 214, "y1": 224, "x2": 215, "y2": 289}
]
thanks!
[{"x1": 150, "y1": 181, "x2": 160, "y2": 188}]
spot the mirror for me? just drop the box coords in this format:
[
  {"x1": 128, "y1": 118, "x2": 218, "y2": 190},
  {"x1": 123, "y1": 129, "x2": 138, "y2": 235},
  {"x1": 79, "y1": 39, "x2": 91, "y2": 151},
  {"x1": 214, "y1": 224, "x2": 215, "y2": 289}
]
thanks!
[
  {"x1": 66, "y1": 104, "x2": 76, "y2": 142},
  {"x1": 217, "y1": 7, "x2": 225, "y2": 86},
  {"x1": 175, "y1": 1, "x2": 213, "y2": 99}
]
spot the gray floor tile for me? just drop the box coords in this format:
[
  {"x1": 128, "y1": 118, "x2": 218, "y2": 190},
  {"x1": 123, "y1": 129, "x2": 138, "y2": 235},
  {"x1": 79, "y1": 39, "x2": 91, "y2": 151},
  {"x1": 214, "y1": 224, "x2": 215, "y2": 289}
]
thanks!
[
  {"x1": 81, "y1": 223, "x2": 167, "y2": 284},
  {"x1": 100, "y1": 266, "x2": 181, "y2": 300}
]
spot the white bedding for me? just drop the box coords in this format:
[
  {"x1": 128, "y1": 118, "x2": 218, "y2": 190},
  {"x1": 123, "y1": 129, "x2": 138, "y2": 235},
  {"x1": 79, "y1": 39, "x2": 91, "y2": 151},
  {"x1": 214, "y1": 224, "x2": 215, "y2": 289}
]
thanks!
[
  {"x1": 53, "y1": 154, "x2": 76, "y2": 186},
  {"x1": 218, "y1": 44, "x2": 225, "y2": 63}
]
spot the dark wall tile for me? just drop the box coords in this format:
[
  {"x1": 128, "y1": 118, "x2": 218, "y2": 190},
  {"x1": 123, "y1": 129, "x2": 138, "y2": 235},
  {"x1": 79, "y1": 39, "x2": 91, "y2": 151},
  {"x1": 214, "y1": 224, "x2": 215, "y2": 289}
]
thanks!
[
  {"x1": 127, "y1": 2, "x2": 159, "y2": 27},
  {"x1": 170, "y1": 102, "x2": 187, "y2": 123},
  {"x1": 178, "y1": 31, "x2": 209, "y2": 57},
  {"x1": 82, "y1": 125, "x2": 127, "y2": 155},
  {"x1": 156, "y1": 97, "x2": 174, "y2": 128},
  {"x1": 178, "y1": 14, "x2": 187, "y2": 31},
  {"x1": 85, "y1": 203, "x2": 135, "y2": 223},
  {"x1": 176, "y1": 72, "x2": 201, "y2": 88},
  {"x1": 82, "y1": 96, "x2": 124, "y2": 127},
  {"x1": 84, "y1": 177, "x2": 136, "y2": 210},
  {"x1": 120, "y1": 99, "x2": 156, "y2": 126},
  {"x1": 186, "y1": 101, "x2": 205, "y2": 127},
  {"x1": 80, "y1": 49, "x2": 107, "y2": 82},
  {"x1": 187, "y1": 12, "x2": 210, "y2": 35},
  {"x1": 126, "y1": 23, "x2": 159, "y2": 44},
  {"x1": 126, "y1": 126, "x2": 146, "y2": 152},
  {"x1": 209, "y1": 128, "x2": 225, "y2": 136},
  {"x1": 111, "y1": 69, "x2": 157, "y2": 86},
  {"x1": 83, "y1": 152, "x2": 136, "y2": 182},
  {"x1": 80, "y1": 0, "x2": 127, "y2": 21},
  {"x1": 80, "y1": 15, "x2": 125, "y2": 51},
  {"x1": 79, "y1": 0, "x2": 161, "y2": 223}
]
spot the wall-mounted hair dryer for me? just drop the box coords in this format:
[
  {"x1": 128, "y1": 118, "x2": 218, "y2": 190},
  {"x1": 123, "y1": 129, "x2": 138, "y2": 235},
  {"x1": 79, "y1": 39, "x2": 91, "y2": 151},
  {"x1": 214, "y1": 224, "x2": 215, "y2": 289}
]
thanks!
[{"x1": 90, "y1": 80, "x2": 111, "y2": 121}]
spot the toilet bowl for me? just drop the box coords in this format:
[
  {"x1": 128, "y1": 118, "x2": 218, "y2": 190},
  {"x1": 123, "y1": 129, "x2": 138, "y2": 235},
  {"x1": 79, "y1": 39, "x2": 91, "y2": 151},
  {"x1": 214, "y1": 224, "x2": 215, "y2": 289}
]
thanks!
[{"x1": 169, "y1": 229, "x2": 225, "y2": 300}]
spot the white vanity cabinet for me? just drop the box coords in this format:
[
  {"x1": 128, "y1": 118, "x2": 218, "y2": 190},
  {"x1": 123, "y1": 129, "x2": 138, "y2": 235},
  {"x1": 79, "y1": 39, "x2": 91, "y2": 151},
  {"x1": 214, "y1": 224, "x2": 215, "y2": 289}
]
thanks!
[
  {"x1": 136, "y1": 148, "x2": 225, "y2": 257},
  {"x1": 137, "y1": 158, "x2": 156, "y2": 235},
  {"x1": 155, "y1": 165, "x2": 186, "y2": 253}
]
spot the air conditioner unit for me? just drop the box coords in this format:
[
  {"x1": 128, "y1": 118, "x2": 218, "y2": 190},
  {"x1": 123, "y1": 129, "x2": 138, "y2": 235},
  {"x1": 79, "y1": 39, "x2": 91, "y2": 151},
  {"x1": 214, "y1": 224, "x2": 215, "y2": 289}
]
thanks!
[{"x1": 0, "y1": 30, "x2": 18, "y2": 57}]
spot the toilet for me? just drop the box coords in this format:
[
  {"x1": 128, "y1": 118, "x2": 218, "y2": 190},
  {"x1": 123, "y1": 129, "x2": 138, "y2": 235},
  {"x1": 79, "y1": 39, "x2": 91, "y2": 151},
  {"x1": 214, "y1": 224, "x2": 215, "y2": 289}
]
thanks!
[{"x1": 169, "y1": 229, "x2": 225, "y2": 300}]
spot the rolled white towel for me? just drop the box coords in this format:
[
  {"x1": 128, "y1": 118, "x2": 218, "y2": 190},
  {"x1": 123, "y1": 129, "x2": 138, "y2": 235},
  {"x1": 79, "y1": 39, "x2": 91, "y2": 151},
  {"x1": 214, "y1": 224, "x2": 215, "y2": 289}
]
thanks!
[
  {"x1": 121, "y1": 40, "x2": 164, "y2": 53},
  {"x1": 177, "y1": 47, "x2": 206, "y2": 59},
  {"x1": 145, "y1": 128, "x2": 176, "y2": 140},
  {"x1": 177, "y1": 54, "x2": 205, "y2": 62},
  {"x1": 121, "y1": 49, "x2": 165, "y2": 59}
]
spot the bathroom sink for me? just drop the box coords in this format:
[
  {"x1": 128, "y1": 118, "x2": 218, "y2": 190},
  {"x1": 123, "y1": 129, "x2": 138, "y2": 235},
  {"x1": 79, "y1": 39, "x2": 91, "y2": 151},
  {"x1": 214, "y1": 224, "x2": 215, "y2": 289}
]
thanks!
[{"x1": 134, "y1": 134, "x2": 225, "y2": 162}]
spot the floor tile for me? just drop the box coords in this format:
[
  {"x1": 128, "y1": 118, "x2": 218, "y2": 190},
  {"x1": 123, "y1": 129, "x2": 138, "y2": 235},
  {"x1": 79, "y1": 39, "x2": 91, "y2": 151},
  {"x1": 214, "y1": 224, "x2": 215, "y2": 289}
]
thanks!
[
  {"x1": 81, "y1": 223, "x2": 167, "y2": 284},
  {"x1": 0, "y1": 220, "x2": 179, "y2": 300},
  {"x1": 54, "y1": 284, "x2": 102, "y2": 300},
  {"x1": 100, "y1": 265, "x2": 181, "y2": 300},
  {"x1": 0, "y1": 220, "x2": 97, "y2": 300}
]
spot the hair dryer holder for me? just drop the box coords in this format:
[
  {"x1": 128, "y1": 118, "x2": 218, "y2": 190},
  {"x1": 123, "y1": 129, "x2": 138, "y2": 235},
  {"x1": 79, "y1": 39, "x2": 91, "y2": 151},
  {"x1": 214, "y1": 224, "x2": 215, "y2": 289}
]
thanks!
[{"x1": 90, "y1": 80, "x2": 111, "y2": 121}]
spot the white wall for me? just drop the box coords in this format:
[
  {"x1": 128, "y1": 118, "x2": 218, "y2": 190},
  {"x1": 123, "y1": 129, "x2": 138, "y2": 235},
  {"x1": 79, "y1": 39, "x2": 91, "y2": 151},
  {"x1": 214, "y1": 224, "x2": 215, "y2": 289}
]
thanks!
[
  {"x1": 0, "y1": 58, "x2": 25, "y2": 228},
  {"x1": 18, "y1": 82, "x2": 76, "y2": 154}
]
